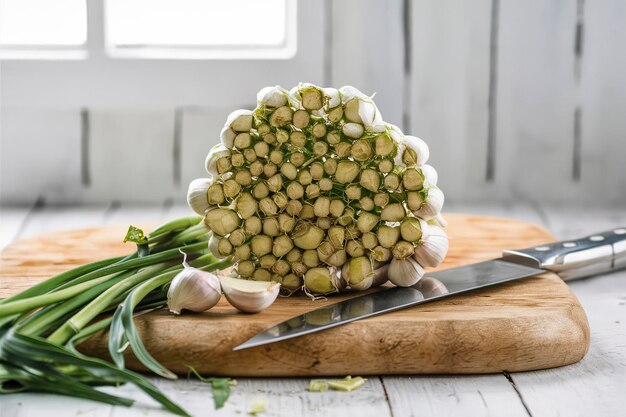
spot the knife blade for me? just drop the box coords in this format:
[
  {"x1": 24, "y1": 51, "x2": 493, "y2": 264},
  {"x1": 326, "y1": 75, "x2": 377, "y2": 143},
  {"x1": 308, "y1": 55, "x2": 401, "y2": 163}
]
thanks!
[{"x1": 233, "y1": 227, "x2": 626, "y2": 351}]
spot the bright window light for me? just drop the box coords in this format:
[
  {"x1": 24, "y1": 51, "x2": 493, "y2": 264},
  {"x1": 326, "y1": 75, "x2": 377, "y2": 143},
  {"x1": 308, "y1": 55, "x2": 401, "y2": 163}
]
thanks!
[
  {"x1": 0, "y1": 0, "x2": 86, "y2": 45},
  {"x1": 105, "y1": 0, "x2": 296, "y2": 59}
]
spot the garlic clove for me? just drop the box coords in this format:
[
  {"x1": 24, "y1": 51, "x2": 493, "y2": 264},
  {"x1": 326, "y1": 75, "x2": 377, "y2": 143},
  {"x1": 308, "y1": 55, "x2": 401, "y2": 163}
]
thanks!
[
  {"x1": 187, "y1": 178, "x2": 213, "y2": 216},
  {"x1": 413, "y1": 226, "x2": 448, "y2": 268},
  {"x1": 388, "y1": 257, "x2": 425, "y2": 287},
  {"x1": 257, "y1": 85, "x2": 288, "y2": 108},
  {"x1": 167, "y1": 268, "x2": 222, "y2": 315},
  {"x1": 219, "y1": 276, "x2": 280, "y2": 313}
]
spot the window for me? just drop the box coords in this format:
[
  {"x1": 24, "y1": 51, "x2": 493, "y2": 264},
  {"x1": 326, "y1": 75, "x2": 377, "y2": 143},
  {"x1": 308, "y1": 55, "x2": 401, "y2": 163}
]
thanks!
[
  {"x1": 0, "y1": 0, "x2": 296, "y2": 60},
  {"x1": 0, "y1": 0, "x2": 87, "y2": 59},
  {"x1": 105, "y1": 0, "x2": 297, "y2": 59}
]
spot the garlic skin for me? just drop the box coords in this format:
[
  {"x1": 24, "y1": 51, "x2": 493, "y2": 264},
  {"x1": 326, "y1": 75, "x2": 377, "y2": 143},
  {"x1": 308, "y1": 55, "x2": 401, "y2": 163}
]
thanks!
[
  {"x1": 413, "y1": 226, "x2": 448, "y2": 268},
  {"x1": 219, "y1": 276, "x2": 280, "y2": 313},
  {"x1": 388, "y1": 257, "x2": 425, "y2": 287},
  {"x1": 371, "y1": 263, "x2": 390, "y2": 288},
  {"x1": 167, "y1": 267, "x2": 221, "y2": 315},
  {"x1": 257, "y1": 85, "x2": 288, "y2": 108},
  {"x1": 205, "y1": 144, "x2": 231, "y2": 175},
  {"x1": 341, "y1": 257, "x2": 374, "y2": 291},
  {"x1": 412, "y1": 187, "x2": 444, "y2": 221},
  {"x1": 187, "y1": 178, "x2": 213, "y2": 216}
]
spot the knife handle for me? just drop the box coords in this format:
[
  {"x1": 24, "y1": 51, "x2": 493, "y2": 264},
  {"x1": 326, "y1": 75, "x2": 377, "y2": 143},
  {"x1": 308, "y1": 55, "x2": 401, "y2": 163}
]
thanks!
[{"x1": 502, "y1": 227, "x2": 626, "y2": 281}]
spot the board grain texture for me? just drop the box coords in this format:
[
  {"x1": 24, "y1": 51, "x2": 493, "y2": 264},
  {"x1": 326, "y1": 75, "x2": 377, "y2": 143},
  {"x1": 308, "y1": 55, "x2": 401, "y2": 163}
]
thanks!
[{"x1": 0, "y1": 214, "x2": 590, "y2": 376}]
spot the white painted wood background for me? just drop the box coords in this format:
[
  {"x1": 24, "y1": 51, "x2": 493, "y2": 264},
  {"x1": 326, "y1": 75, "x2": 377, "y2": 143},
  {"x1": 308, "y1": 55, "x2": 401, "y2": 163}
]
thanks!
[
  {"x1": 0, "y1": 202, "x2": 624, "y2": 416},
  {"x1": 1, "y1": 0, "x2": 625, "y2": 205}
]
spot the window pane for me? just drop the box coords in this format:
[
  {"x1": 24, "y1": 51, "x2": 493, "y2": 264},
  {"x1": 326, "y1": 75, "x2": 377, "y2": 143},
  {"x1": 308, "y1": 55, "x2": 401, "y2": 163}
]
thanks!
[
  {"x1": 0, "y1": 0, "x2": 86, "y2": 45},
  {"x1": 106, "y1": 0, "x2": 287, "y2": 46}
]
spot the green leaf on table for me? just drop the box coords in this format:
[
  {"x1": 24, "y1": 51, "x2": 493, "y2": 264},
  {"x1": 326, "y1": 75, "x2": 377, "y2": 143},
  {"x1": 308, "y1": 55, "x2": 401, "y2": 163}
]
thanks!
[
  {"x1": 188, "y1": 366, "x2": 234, "y2": 409},
  {"x1": 123, "y1": 226, "x2": 148, "y2": 244}
]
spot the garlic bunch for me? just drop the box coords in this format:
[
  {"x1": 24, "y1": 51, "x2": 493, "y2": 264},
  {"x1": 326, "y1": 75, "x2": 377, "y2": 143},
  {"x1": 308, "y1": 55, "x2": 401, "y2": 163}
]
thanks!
[
  {"x1": 413, "y1": 226, "x2": 449, "y2": 268},
  {"x1": 219, "y1": 275, "x2": 280, "y2": 313},
  {"x1": 167, "y1": 254, "x2": 222, "y2": 314},
  {"x1": 388, "y1": 257, "x2": 425, "y2": 287}
]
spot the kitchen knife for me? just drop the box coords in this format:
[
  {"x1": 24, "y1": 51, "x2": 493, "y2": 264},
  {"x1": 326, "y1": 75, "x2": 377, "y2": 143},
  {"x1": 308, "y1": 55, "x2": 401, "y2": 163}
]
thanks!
[{"x1": 233, "y1": 227, "x2": 626, "y2": 351}]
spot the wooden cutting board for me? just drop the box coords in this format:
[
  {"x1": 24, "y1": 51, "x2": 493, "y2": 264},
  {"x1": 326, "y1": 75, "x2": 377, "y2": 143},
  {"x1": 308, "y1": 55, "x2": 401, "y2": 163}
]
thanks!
[{"x1": 0, "y1": 214, "x2": 589, "y2": 376}]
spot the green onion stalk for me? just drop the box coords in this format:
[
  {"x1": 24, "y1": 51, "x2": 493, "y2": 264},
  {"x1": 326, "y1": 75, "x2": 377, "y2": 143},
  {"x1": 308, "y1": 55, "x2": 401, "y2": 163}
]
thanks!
[{"x1": 0, "y1": 216, "x2": 227, "y2": 416}]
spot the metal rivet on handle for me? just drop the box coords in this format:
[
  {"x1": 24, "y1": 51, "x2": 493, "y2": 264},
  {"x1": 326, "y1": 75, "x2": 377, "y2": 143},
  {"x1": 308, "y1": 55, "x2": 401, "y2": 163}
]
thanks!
[
  {"x1": 563, "y1": 242, "x2": 576, "y2": 248},
  {"x1": 590, "y1": 235, "x2": 604, "y2": 242},
  {"x1": 535, "y1": 246, "x2": 551, "y2": 251},
  {"x1": 614, "y1": 228, "x2": 626, "y2": 235}
]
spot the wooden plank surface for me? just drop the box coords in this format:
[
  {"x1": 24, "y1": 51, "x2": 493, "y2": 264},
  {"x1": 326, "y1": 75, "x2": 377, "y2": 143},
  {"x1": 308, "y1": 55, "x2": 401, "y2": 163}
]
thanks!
[{"x1": 1, "y1": 214, "x2": 590, "y2": 376}]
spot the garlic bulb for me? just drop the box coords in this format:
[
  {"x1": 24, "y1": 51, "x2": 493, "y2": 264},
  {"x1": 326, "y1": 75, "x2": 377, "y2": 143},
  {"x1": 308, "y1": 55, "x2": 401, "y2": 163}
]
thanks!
[
  {"x1": 339, "y1": 86, "x2": 385, "y2": 132},
  {"x1": 412, "y1": 187, "x2": 444, "y2": 221},
  {"x1": 208, "y1": 234, "x2": 227, "y2": 259},
  {"x1": 413, "y1": 226, "x2": 448, "y2": 268},
  {"x1": 257, "y1": 85, "x2": 288, "y2": 108},
  {"x1": 421, "y1": 164, "x2": 438, "y2": 186},
  {"x1": 402, "y1": 135, "x2": 430, "y2": 166},
  {"x1": 224, "y1": 109, "x2": 253, "y2": 132},
  {"x1": 204, "y1": 208, "x2": 241, "y2": 236},
  {"x1": 388, "y1": 257, "x2": 424, "y2": 287},
  {"x1": 220, "y1": 126, "x2": 236, "y2": 149},
  {"x1": 322, "y1": 87, "x2": 341, "y2": 110},
  {"x1": 187, "y1": 178, "x2": 213, "y2": 215},
  {"x1": 219, "y1": 276, "x2": 280, "y2": 313},
  {"x1": 342, "y1": 122, "x2": 365, "y2": 139},
  {"x1": 304, "y1": 267, "x2": 345, "y2": 295},
  {"x1": 205, "y1": 143, "x2": 231, "y2": 175},
  {"x1": 341, "y1": 256, "x2": 374, "y2": 291},
  {"x1": 289, "y1": 83, "x2": 324, "y2": 110},
  {"x1": 167, "y1": 257, "x2": 221, "y2": 314}
]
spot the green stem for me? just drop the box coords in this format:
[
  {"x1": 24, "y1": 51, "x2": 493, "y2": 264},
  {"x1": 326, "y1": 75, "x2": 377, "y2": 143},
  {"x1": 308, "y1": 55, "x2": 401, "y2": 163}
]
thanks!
[
  {"x1": 148, "y1": 216, "x2": 202, "y2": 238},
  {"x1": 0, "y1": 255, "x2": 128, "y2": 305},
  {"x1": 16, "y1": 270, "x2": 136, "y2": 337},
  {"x1": 0, "y1": 241, "x2": 208, "y2": 317},
  {"x1": 47, "y1": 263, "x2": 174, "y2": 345}
]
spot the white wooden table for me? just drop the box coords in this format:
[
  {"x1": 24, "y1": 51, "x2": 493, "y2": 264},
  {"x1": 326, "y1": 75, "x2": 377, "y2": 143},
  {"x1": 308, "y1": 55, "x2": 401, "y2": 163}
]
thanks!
[{"x1": 1, "y1": 203, "x2": 624, "y2": 417}]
